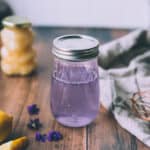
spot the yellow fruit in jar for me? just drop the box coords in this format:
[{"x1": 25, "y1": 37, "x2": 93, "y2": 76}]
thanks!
[
  {"x1": 1, "y1": 60, "x2": 19, "y2": 75},
  {"x1": 0, "y1": 137, "x2": 28, "y2": 150},
  {"x1": 1, "y1": 27, "x2": 33, "y2": 52},
  {"x1": 1, "y1": 47, "x2": 36, "y2": 64},
  {"x1": 0, "y1": 111, "x2": 13, "y2": 142},
  {"x1": 18, "y1": 61, "x2": 36, "y2": 75},
  {"x1": 0, "y1": 16, "x2": 37, "y2": 76},
  {"x1": 1, "y1": 59, "x2": 36, "y2": 75}
]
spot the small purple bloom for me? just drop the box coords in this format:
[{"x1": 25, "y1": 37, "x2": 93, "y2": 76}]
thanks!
[
  {"x1": 35, "y1": 132, "x2": 47, "y2": 142},
  {"x1": 47, "y1": 131, "x2": 53, "y2": 141},
  {"x1": 47, "y1": 131, "x2": 63, "y2": 141},
  {"x1": 27, "y1": 104, "x2": 40, "y2": 115},
  {"x1": 27, "y1": 118, "x2": 42, "y2": 130},
  {"x1": 40, "y1": 134, "x2": 47, "y2": 143},
  {"x1": 35, "y1": 132, "x2": 42, "y2": 141}
]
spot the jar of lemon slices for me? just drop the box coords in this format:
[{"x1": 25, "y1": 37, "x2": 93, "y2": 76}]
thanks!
[{"x1": 0, "y1": 16, "x2": 36, "y2": 75}]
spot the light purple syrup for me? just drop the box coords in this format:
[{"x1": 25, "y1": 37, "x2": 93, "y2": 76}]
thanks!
[{"x1": 51, "y1": 62, "x2": 99, "y2": 127}]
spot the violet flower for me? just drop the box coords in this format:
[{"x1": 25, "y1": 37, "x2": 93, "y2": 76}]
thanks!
[
  {"x1": 35, "y1": 132, "x2": 47, "y2": 142},
  {"x1": 27, "y1": 104, "x2": 40, "y2": 115},
  {"x1": 35, "y1": 132, "x2": 42, "y2": 141},
  {"x1": 27, "y1": 118, "x2": 42, "y2": 130},
  {"x1": 47, "y1": 131, "x2": 63, "y2": 141},
  {"x1": 40, "y1": 134, "x2": 47, "y2": 142}
]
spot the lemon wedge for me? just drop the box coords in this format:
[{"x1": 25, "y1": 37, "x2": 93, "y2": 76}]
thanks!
[
  {"x1": 0, "y1": 137, "x2": 28, "y2": 150},
  {"x1": 0, "y1": 111, "x2": 13, "y2": 142}
]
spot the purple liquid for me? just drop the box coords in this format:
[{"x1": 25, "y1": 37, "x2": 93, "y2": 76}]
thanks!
[{"x1": 51, "y1": 64, "x2": 99, "y2": 127}]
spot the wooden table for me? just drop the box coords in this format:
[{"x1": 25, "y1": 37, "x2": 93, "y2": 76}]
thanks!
[{"x1": 0, "y1": 27, "x2": 149, "y2": 150}]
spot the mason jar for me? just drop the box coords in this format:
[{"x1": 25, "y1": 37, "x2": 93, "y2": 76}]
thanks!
[{"x1": 51, "y1": 34, "x2": 100, "y2": 127}]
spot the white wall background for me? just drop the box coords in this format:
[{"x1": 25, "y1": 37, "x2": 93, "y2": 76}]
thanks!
[{"x1": 5, "y1": 0, "x2": 150, "y2": 29}]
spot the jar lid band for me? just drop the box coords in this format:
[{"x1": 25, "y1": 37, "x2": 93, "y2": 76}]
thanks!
[
  {"x1": 52, "y1": 34, "x2": 99, "y2": 61},
  {"x1": 2, "y1": 16, "x2": 31, "y2": 28}
]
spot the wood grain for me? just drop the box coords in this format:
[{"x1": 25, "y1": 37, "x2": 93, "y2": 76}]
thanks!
[
  {"x1": 87, "y1": 106, "x2": 133, "y2": 150},
  {"x1": 0, "y1": 27, "x2": 149, "y2": 150}
]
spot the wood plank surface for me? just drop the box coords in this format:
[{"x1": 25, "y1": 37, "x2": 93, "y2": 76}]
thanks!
[{"x1": 0, "y1": 27, "x2": 149, "y2": 150}]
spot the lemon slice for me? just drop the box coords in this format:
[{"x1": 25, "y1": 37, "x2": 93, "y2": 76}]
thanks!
[
  {"x1": 0, "y1": 111, "x2": 13, "y2": 142},
  {"x1": 0, "y1": 137, "x2": 28, "y2": 150}
]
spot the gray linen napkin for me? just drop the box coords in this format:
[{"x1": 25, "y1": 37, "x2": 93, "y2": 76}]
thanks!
[{"x1": 98, "y1": 30, "x2": 150, "y2": 147}]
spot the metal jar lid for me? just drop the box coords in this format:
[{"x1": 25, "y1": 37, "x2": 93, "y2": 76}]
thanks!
[
  {"x1": 52, "y1": 34, "x2": 99, "y2": 61},
  {"x1": 2, "y1": 16, "x2": 31, "y2": 28}
]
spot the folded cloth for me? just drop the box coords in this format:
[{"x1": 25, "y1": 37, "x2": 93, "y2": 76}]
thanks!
[{"x1": 99, "y1": 30, "x2": 150, "y2": 147}]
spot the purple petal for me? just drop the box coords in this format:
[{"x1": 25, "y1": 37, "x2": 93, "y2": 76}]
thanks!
[
  {"x1": 27, "y1": 104, "x2": 40, "y2": 115},
  {"x1": 47, "y1": 131, "x2": 53, "y2": 141},
  {"x1": 27, "y1": 118, "x2": 42, "y2": 130},
  {"x1": 35, "y1": 132, "x2": 42, "y2": 141},
  {"x1": 47, "y1": 130, "x2": 63, "y2": 141},
  {"x1": 41, "y1": 134, "x2": 47, "y2": 142}
]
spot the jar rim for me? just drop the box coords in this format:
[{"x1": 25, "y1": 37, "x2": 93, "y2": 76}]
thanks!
[
  {"x1": 2, "y1": 16, "x2": 31, "y2": 28},
  {"x1": 52, "y1": 34, "x2": 99, "y2": 61}
]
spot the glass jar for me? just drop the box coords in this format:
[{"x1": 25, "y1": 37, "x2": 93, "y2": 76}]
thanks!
[
  {"x1": 0, "y1": 16, "x2": 36, "y2": 75},
  {"x1": 51, "y1": 34, "x2": 100, "y2": 127}
]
